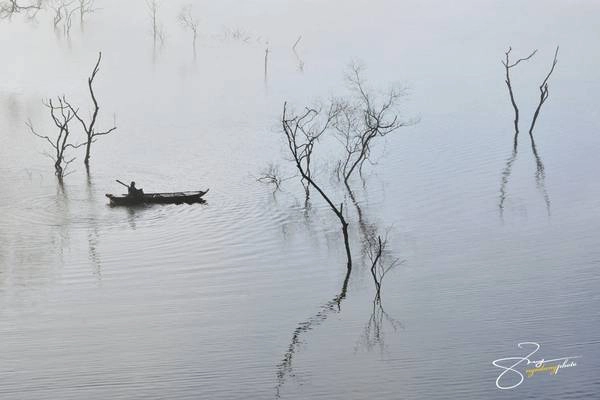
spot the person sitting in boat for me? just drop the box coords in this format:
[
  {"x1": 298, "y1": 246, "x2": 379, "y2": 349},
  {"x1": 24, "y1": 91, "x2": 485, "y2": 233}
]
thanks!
[{"x1": 128, "y1": 181, "x2": 144, "y2": 198}]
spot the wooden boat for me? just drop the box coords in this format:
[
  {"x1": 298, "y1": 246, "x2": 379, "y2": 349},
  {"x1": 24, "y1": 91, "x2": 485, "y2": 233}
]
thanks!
[{"x1": 106, "y1": 189, "x2": 209, "y2": 206}]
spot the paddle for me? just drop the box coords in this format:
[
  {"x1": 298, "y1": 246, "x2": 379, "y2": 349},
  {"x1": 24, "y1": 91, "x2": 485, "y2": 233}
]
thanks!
[{"x1": 116, "y1": 179, "x2": 129, "y2": 188}]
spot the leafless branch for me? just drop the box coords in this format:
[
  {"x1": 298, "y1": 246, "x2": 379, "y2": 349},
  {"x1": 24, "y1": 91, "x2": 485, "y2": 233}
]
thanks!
[
  {"x1": 257, "y1": 163, "x2": 284, "y2": 191},
  {"x1": 292, "y1": 35, "x2": 301, "y2": 49},
  {"x1": 27, "y1": 97, "x2": 83, "y2": 178},
  {"x1": 0, "y1": 0, "x2": 41, "y2": 20},
  {"x1": 51, "y1": 2, "x2": 62, "y2": 26},
  {"x1": 146, "y1": 0, "x2": 165, "y2": 46},
  {"x1": 178, "y1": 4, "x2": 199, "y2": 49},
  {"x1": 529, "y1": 46, "x2": 559, "y2": 136},
  {"x1": 292, "y1": 35, "x2": 304, "y2": 72},
  {"x1": 77, "y1": 0, "x2": 96, "y2": 23},
  {"x1": 336, "y1": 63, "x2": 414, "y2": 185},
  {"x1": 63, "y1": 51, "x2": 117, "y2": 166},
  {"x1": 264, "y1": 43, "x2": 270, "y2": 82},
  {"x1": 502, "y1": 47, "x2": 538, "y2": 69},
  {"x1": 282, "y1": 101, "x2": 352, "y2": 269},
  {"x1": 49, "y1": 0, "x2": 79, "y2": 35},
  {"x1": 499, "y1": 46, "x2": 556, "y2": 218},
  {"x1": 501, "y1": 47, "x2": 537, "y2": 135}
]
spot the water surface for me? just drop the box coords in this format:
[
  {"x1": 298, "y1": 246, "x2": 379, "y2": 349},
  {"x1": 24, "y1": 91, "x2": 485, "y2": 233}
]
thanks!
[{"x1": 1, "y1": 1, "x2": 599, "y2": 399}]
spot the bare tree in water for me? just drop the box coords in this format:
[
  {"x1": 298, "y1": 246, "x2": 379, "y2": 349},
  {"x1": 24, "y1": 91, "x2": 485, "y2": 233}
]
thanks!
[
  {"x1": 335, "y1": 63, "x2": 413, "y2": 186},
  {"x1": 50, "y1": 1, "x2": 62, "y2": 26},
  {"x1": 256, "y1": 163, "x2": 283, "y2": 191},
  {"x1": 63, "y1": 52, "x2": 117, "y2": 167},
  {"x1": 282, "y1": 101, "x2": 352, "y2": 269},
  {"x1": 264, "y1": 43, "x2": 270, "y2": 83},
  {"x1": 275, "y1": 65, "x2": 408, "y2": 394},
  {"x1": 146, "y1": 0, "x2": 165, "y2": 46},
  {"x1": 256, "y1": 163, "x2": 299, "y2": 195},
  {"x1": 177, "y1": 4, "x2": 199, "y2": 50},
  {"x1": 501, "y1": 47, "x2": 537, "y2": 138},
  {"x1": 499, "y1": 46, "x2": 557, "y2": 217},
  {"x1": 292, "y1": 35, "x2": 304, "y2": 72},
  {"x1": 0, "y1": 0, "x2": 42, "y2": 19},
  {"x1": 62, "y1": 1, "x2": 77, "y2": 35},
  {"x1": 77, "y1": 0, "x2": 95, "y2": 23},
  {"x1": 529, "y1": 47, "x2": 559, "y2": 136},
  {"x1": 50, "y1": 0, "x2": 79, "y2": 36},
  {"x1": 501, "y1": 46, "x2": 559, "y2": 139},
  {"x1": 498, "y1": 47, "x2": 531, "y2": 215},
  {"x1": 278, "y1": 64, "x2": 415, "y2": 268},
  {"x1": 27, "y1": 98, "x2": 85, "y2": 179}
]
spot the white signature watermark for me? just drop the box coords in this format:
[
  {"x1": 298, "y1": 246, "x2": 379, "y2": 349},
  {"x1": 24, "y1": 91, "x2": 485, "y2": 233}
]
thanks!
[{"x1": 492, "y1": 342, "x2": 580, "y2": 390}]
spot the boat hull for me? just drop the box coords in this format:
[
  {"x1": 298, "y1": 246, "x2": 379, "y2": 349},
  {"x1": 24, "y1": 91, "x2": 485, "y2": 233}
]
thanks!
[{"x1": 106, "y1": 189, "x2": 209, "y2": 206}]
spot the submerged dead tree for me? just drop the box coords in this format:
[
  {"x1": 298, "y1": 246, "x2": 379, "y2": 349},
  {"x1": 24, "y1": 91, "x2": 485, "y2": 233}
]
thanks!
[
  {"x1": 256, "y1": 163, "x2": 283, "y2": 191},
  {"x1": 256, "y1": 163, "x2": 299, "y2": 195},
  {"x1": 335, "y1": 64, "x2": 412, "y2": 186},
  {"x1": 292, "y1": 35, "x2": 304, "y2": 72},
  {"x1": 502, "y1": 47, "x2": 537, "y2": 137},
  {"x1": 499, "y1": 46, "x2": 556, "y2": 217},
  {"x1": 26, "y1": 98, "x2": 85, "y2": 179},
  {"x1": 529, "y1": 46, "x2": 559, "y2": 136},
  {"x1": 278, "y1": 65, "x2": 414, "y2": 268},
  {"x1": 282, "y1": 101, "x2": 352, "y2": 269},
  {"x1": 264, "y1": 44, "x2": 269, "y2": 83},
  {"x1": 146, "y1": 0, "x2": 164, "y2": 46},
  {"x1": 177, "y1": 4, "x2": 199, "y2": 50},
  {"x1": 50, "y1": 0, "x2": 79, "y2": 36},
  {"x1": 77, "y1": 0, "x2": 95, "y2": 23},
  {"x1": 0, "y1": 0, "x2": 41, "y2": 19},
  {"x1": 501, "y1": 46, "x2": 559, "y2": 139},
  {"x1": 64, "y1": 52, "x2": 117, "y2": 167}
]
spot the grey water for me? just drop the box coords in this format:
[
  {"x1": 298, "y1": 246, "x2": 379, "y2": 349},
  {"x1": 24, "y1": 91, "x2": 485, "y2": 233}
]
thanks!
[{"x1": 1, "y1": 0, "x2": 599, "y2": 399}]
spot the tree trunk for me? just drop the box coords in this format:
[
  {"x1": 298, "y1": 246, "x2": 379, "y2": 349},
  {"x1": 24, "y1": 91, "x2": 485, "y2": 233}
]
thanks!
[
  {"x1": 341, "y1": 220, "x2": 352, "y2": 271},
  {"x1": 84, "y1": 140, "x2": 91, "y2": 165}
]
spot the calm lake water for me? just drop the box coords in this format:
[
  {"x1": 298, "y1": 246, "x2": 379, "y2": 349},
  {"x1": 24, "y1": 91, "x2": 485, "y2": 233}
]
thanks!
[{"x1": 1, "y1": 1, "x2": 599, "y2": 399}]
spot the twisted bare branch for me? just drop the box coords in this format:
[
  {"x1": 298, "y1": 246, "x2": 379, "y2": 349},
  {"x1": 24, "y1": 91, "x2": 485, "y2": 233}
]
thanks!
[
  {"x1": 27, "y1": 97, "x2": 84, "y2": 178},
  {"x1": 0, "y1": 0, "x2": 41, "y2": 19},
  {"x1": 529, "y1": 46, "x2": 559, "y2": 136},
  {"x1": 63, "y1": 51, "x2": 117, "y2": 166},
  {"x1": 282, "y1": 101, "x2": 352, "y2": 269}
]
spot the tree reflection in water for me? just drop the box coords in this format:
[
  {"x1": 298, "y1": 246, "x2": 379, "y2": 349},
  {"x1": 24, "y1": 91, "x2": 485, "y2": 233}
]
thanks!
[
  {"x1": 275, "y1": 186, "x2": 403, "y2": 397},
  {"x1": 498, "y1": 120, "x2": 551, "y2": 218},
  {"x1": 275, "y1": 267, "x2": 350, "y2": 398},
  {"x1": 86, "y1": 170, "x2": 102, "y2": 278},
  {"x1": 357, "y1": 229, "x2": 403, "y2": 353},
  {"x1": 358, "y1": 294, "x2": 403, "y2": 354},
  {"x1": 498, "y1": 46, "x2": 556, "y2": 217}
]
